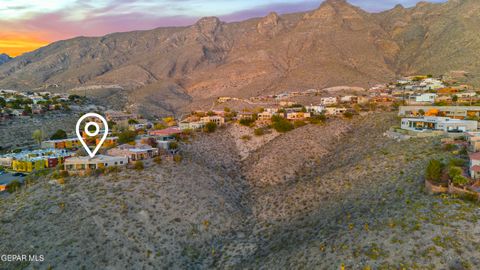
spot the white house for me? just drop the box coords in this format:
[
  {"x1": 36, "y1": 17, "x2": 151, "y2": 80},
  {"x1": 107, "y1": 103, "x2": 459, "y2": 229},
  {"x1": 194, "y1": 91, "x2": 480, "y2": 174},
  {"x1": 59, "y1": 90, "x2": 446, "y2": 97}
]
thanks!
[
  {"x1": 414, "y1": 93, "x2": 437, "y2": 103},
  {"x1": 320, "y1": 97, "x2": 337, "y2": 106},
  {"x1": 325, "y1": 107, "x2": 347, "y2": 115},
  {"x1": 305, "y1": 105, "x2": 325, "y2": 114},
  {"x1": 401, "y1": 117, "x2": 478, "y2": 132},
  {"x1": 469, "y1": 152, "x2": 480, "y2": 180}
]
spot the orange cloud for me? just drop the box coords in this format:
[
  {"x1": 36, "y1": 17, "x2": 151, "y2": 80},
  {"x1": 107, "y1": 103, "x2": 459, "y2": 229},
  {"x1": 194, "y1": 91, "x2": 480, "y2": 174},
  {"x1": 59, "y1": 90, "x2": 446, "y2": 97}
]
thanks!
[{"x1": 0, "y1": 33, "x2": 50, "y2": 57}]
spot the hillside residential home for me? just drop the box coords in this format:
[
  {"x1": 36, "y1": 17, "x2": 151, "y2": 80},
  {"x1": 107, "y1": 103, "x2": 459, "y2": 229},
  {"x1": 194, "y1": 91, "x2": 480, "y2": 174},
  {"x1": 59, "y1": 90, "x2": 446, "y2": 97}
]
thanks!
[
  {"x1": 325, "y1": 107, "x2": 347, "y2": 115},
  {"x1": 399, "y1": 106, "x2": 480, "y2": 119},
  {"x1": 64, "y1": 155, "x2": 128, "y2": 175},
  {"x1": 2, "y1": 149, "x2": 72, "y2": 172},
  {"x1": 401, "y1": 117, "x2": 478, "y2": 132},
  {"x1": 41, "y1": 138, "x2": 83, "y2": 149},
  {"x1": 305, "y1": 105, "x2": 325, "y2": 114},
  {"x1": 466, "y1": 132, "x2": 480, "y2": 152},
  {"x1": 320, "y1": 97, "x2": 338, "y2": 106},
  {"x1": 457, "y1": 92, "x2": 477, "y2": 98},
  {"x1": 469, "y1": 152, "x2": 480, "y2": 180},
  {"x1": 97, "y1": 137, "x2": 118, "y2": 148},
  {"x1": 257, "y1": 112, "x2": 276, "y2": 123},
  {"x1": 340, "y1": 96, "x2": 358, "y2": 103},
  {"x1": 237, "y1": 112, "x2": 254, "y2": 120},
  {"x1": 105, "y1": 110, "x2": 138, "y2": 123},
  {"x1": 179, "y1": 121, "x2": 205, "y2": 130},
  {"x1": 107, "y1": 143, "x2": 159, "y2": 161},
  {"x1": 149, "y1": 127, "x2": 182, "y2": 141},
  {"x1": 286, "y1": 112, "x2": 311, "y2": 120},
  {"x1": 437, "y1": 88, "x2": 459, "y2": 95},
  {"x1": 201, "y1": 116, "x2": 225, "y2": 126},
  {"x1": 264, "y1": 107, "x2": 279, "y2": 113},
  {"x1": 413, "y1": 93, "x2": 437, "y2": 104}
]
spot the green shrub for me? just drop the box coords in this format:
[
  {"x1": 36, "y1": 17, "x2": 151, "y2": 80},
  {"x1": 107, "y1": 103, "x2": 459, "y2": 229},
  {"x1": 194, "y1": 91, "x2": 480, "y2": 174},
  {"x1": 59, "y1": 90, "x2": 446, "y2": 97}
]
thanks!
[
  {"x1": 309, "y1": 114, "x2": 326, "y2": 124},
  {"x1": 6, "y1": 180, "x2": 21, "y2": 193},
  {"x1": 241, "y1": 135, "x2": 251, "y2": 141},
  {"x1": 169, "y1": 141, "x2": 179, "y2": 150},
  {"x1": 239, "y1": 118, "x2": 255, "y2": 127},
  {"x1": 452, "y1": 175, "x2": 470, "y2": 186},
  {"x1": 153, "y1": 156, "x2": 162, "y2": 165},
  {"x1": 425, "y1": 159, "x2": 444, "y2": 183},
  {"x1": 118, "y1": 130, "x2": 137, "y2": 144},
  {"x1": 449, "y1": 158, "x2": 467, "y2": 167},
  {"x1": 173, "y1": 154, "x2": 183, "y2": 163},
  {"x1": 448, "y1": 166, "x2": 463, "y2": 179},
  {"x1": 343, "y1": 111, "x2": 354, "y2": 119},
  {"x1": 254, "y1": 128, "x2": 265, "y2": 136},
  {"x1": 204, "y1": 122, "x2": 217, "y2": 133},
  {"x1": 50, "y1": 129, "x2": 67, "y2": 140},
  {"x1": 271, "y1": 116, "x2": 294, "y2": 133},
  {"x1": 134, "y1": 161, "x2": 144, "y2": 170},
  {"x1": 293, "y1": 120, "x2": 307, "y2": 128}
]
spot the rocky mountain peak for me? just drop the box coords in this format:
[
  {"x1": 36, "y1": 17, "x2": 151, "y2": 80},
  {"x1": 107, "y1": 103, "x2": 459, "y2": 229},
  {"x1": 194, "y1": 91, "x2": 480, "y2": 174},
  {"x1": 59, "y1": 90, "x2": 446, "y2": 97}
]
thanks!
[
  {"x1": 304, "y1": 0, "x2": 362, "y2": 20},
  {"x1": 195, "y1": 17, "x2": 221, "y2": 30},
  {"x1": 257, "y1": 12, "x2": 284, "y2": 36}
]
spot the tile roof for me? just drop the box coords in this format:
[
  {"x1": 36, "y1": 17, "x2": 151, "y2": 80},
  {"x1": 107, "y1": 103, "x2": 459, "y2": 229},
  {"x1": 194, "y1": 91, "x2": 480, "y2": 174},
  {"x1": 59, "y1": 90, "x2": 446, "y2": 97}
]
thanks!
[{"x1": 470, "y1": 152, "x2": 480, "y2": 160}]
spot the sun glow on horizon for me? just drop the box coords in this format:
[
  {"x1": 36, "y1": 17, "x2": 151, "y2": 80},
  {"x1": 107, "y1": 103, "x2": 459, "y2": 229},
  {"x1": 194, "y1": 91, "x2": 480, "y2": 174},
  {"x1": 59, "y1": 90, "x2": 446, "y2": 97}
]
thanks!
[{"x1": 0, "y1": 34, "x2": 50, "y2": 57}]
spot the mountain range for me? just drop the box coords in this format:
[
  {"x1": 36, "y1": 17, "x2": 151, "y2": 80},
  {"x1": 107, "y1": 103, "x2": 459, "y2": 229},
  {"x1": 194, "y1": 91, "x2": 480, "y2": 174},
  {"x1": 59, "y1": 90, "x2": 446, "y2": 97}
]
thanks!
[
  {"x1": 0, "y1": 54, "x2": 12, "y2": 65},
  {"x1": 0, "y1": 0, "x2": 479, "y2": 116}
]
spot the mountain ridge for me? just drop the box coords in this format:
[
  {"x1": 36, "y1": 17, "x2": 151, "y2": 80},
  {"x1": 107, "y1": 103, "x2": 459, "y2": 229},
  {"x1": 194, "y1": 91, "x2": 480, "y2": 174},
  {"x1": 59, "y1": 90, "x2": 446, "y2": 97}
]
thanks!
[
  {"x1": 0, "y1": 53, "x2": 12, "y2": 65},
  {"x1": 0, "y1": 0, "x2": 478, "y2": 116}
]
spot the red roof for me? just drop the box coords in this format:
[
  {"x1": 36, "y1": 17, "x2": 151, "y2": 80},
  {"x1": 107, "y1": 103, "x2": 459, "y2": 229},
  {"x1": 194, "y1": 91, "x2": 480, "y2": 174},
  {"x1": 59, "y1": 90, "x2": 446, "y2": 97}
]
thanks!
[
  {"x1": 472, "y1": 165, "x2": 480, "y2": 172},
  {"x1": 148, "y1": 127, "x2": 182, "y2": 136},
  {"x1": 470, "y1": 152, "x2": 480, "y2": 160}
]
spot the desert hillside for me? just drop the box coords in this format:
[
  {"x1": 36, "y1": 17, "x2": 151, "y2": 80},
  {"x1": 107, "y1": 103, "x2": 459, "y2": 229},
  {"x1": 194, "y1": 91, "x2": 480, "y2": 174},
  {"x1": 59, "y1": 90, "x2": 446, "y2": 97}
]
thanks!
[
  {"x1": 1, "y1": 0, "x2": 479, "y2": 115},
  {"x1": 1, "y1": 113, "x2": 479, "y2": 269}
]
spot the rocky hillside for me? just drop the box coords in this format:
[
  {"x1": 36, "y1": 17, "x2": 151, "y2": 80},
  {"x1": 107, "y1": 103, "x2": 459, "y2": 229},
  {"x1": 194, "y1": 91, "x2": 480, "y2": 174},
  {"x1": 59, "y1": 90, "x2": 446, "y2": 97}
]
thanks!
[
  {"x1": 0, "y1": 0, "x2": 479, "y2": 115},
  {"x1": 0, "y1": 53, "x2": 12, "y2": 65},
  {"x1": 2, "y1": 113, "x2": 479, "y2": 269}
]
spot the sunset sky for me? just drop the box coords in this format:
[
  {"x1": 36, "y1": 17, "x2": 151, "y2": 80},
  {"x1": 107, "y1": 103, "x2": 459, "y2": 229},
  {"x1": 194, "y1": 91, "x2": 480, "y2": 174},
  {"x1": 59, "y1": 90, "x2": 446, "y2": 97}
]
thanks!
[{"x1": 0, "y1": 0, "x2": 447, "y2": 57}]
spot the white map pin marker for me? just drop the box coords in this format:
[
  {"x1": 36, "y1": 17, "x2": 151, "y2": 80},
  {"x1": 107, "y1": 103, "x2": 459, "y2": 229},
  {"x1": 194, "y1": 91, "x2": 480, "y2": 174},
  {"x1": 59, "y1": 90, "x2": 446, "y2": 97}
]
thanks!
[{"x1": 76, "y1": 113, "x2": 109, "y2": 158}]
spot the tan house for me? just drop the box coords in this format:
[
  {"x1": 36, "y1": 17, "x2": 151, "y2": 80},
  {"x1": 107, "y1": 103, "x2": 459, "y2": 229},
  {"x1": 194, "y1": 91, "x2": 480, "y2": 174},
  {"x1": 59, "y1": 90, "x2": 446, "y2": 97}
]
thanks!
[
  {"x1": 325, "y1": 107, "x2": 347, "y2": 115},
  {"x1": 257, "y1": 112, "x2": 276, "y2": 123},
  {"x1": 467, "y1": 132, "x2": 480, "y2": 152},
  {"x1": 286, "y1": 112, "x2": 311, "y2": 120},
  {"x1": 201, "y1": 116, "x2": 225, "y2": 126},
  {"x1": 470, "y1": 152, "x2": 480, "y2": 180},
  {"x1": 107, "y1": 143, "x2": 159, "y2": 161},
  {"x1": 64, "y1": 155, "x2": 128, "y2": 175}
]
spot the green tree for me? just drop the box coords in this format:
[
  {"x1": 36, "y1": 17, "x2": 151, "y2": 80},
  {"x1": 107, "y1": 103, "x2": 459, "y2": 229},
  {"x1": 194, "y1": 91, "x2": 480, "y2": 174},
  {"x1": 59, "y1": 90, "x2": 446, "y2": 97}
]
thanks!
[
  {"x1": 204, "y1": 122, "x2": 217, "y2": 133},
  {"x1": 32, "y1": 129, "x2": 44, "y2": 145},
  {"x1": 118, "y1": 130, "x2": 137, "y2": 144},
  {"x1": 452, "y1": 95, "x2": 458, "y2": 103},
  {"x1": 23, "y1": 104, "x2": 32, "y2": 115},
  {"x1": 133, "y1": 161, "x2": 144, "y2": 170},
  {"x1": 0, "y1": 97, "x2": 6, "y2": 107},
  {"x1": 425, "y1": 159, "x2": 443, "y2": 183},
  {"x1": 50, "y1": 129, "x2": 67, "y2": 140},
  {"x1": 271, "y1": 116, "x2": 294, "y2": 133},
  {"x1": 128, "y1": 119, "x2": 139, "y2": 124}
]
